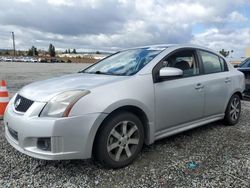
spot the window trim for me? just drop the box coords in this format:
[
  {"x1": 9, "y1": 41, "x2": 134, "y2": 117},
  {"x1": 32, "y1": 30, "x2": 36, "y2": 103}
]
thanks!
[
  {"x1": 152, "y1": 48, "x2": 202, "y2": 83},
  {"x1": 197, "y1": 49, "x2": 229, "y2": 75}
]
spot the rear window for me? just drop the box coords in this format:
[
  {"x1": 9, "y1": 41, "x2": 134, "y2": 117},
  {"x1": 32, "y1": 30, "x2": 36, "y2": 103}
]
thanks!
[{"x1": 200, "y1": 50, "x2": 226, "y2": 74}]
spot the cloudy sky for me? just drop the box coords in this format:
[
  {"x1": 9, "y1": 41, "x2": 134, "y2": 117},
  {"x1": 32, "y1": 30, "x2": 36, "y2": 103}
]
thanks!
[{"x1": 0, "y1": 0, "x2": 250, "y2": 57}]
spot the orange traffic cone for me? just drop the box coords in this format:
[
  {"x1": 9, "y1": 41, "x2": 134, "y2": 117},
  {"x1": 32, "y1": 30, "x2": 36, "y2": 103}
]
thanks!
[{"x1": 0, "y1": 80, "x2": 9, "y2": 120}]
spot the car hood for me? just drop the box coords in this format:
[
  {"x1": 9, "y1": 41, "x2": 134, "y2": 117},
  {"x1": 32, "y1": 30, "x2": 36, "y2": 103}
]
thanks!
[
  {"x1": 19, "y1": 73, "x2": 128, "y2": 102},
  {"x1": 238, "y1": 67, "x2": 250, "y2": 71}
]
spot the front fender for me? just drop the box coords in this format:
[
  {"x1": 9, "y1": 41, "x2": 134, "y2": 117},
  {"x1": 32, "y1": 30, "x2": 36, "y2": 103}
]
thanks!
[{"x1": 103, "y1": 99, "x2": 153, "y2": 123}]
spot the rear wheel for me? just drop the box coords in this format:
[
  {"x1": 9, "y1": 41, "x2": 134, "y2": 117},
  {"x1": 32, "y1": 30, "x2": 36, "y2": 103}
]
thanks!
[
  {"x1": 223, "y1": 94, "x2": 241, "y2": 125},
  {"x1": 94, "y1": 111, "x2": 144, "y2": 168}
]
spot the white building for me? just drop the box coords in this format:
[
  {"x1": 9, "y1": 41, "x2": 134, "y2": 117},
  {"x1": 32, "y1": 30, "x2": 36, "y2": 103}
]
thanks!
[{"x1": 58, "y1": 53, "x2": 108, "y2": 60}]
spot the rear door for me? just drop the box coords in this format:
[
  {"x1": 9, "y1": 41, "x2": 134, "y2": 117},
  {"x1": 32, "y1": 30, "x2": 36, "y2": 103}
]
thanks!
[{"x1": 198, "y1": 50, "x2": 231, "y2": 116}]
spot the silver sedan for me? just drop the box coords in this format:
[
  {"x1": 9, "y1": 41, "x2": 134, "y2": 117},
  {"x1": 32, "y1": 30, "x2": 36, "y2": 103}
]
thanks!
[{"x1": 4, "y1": 44, "x2": 245, "y2": 168}]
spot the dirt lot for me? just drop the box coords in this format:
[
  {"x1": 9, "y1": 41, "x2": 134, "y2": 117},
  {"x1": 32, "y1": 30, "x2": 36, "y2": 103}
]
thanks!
[{"x1": 0, "y1": 62, "x2": 249, "y2": 187}]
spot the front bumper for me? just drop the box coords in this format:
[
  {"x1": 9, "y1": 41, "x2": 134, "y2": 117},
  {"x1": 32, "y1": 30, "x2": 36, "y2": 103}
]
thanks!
[{"x1": 4, "y1": 100, "x2": 107, "y2": 160}]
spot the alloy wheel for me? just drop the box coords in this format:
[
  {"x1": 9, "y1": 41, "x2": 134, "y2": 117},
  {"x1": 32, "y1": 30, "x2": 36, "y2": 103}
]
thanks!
[
  {"x1": 230, "y1": 97, "x2": 240, "y2": 121},
  {"x1": 107, "y1": 121, "x2": 140, "y2": 162}
]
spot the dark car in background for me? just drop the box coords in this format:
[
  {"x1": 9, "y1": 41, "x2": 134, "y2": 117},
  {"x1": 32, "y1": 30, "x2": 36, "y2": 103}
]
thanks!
[{"x1": 235, "y1": 58, "x2": 250, "y2": 95}]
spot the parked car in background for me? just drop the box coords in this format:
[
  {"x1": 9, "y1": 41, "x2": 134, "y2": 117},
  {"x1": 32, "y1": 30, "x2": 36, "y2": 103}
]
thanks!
[
  {"x1": 4, "y1": 44, "x2": 245, "y2": 168},
  {"x1": 4, "y1": 57, "x2": 13, "y2": 62},
  {"x1": 0, "y1": 56, "x2": 38, "y2": 63},
  {"x1": 234, "y1": 57, "x2": 250, "y2": 94}
]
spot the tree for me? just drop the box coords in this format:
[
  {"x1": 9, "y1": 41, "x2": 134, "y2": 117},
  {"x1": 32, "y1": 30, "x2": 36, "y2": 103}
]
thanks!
[
  {"x1": 64, "y1": 49, "x2": 68, "y2": 54},
  {"x1": 68, "y1": 49, "x2": 71, "y2": 54},
  {"x1": 17, "y1": 50, "x2": 23, "y2": 56},
  {"x1": 96, "y1": 51, "x2": 100, "y2": 54},
  {"x1": 48, "y1": 44, "x2": 56, "y2": 57},
  {"x1": 219, "y1": 49, "x2": 230, "y2": 58},
  {"x1": 72, "y1": 49, "x2": 76, "y2": 54},
  {"x1": 27, "y1": 46, "x2": 38, "y2": 56}
]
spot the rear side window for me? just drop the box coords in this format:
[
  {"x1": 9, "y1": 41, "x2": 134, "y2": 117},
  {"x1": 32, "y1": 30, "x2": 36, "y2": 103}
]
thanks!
[
  {"x1": 219, "y1": 57, "x2": 228, "y2": 71},
  {"x1": 200, "y1": 50, "x2": 225, "y2": 74}
]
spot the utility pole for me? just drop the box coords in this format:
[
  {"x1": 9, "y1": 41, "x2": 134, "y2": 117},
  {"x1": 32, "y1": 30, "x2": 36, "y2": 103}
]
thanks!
[
  {"x1": 11, "y1": 32, "x2": 16, "y2": 57},
  {"x1": 33, "y1": 46, "x2": 35, "y2": 56}
]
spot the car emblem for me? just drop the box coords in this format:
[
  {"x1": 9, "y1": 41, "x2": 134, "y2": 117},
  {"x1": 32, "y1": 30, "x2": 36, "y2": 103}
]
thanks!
[{"x1": 14, "y1": 98, "x2": 21, "y2": 108}]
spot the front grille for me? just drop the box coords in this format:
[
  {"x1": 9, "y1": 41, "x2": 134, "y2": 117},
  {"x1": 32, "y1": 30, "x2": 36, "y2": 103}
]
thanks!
[
  {"x1": 8, "y1": 127, "x2": 18, "y2": 141},
  {"x1": 14, "y1": 94, "x2": 34, "y2": 113}
]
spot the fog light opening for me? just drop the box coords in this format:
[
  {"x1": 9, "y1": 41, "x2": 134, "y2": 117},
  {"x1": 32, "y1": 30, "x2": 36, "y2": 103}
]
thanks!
[{"x1": 37, "y1": 138, "x2": 51, "y2": 151}]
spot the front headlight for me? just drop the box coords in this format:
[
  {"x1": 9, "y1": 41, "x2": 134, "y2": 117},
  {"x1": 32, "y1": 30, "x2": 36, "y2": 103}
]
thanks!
[{"x1": 40, "y1": 90, "x2": 90, "y2": 118}]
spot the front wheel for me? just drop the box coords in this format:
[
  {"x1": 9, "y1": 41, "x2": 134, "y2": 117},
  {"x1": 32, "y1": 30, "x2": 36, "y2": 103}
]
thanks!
[
  {"x1": 223, "y1": 94, "x2": 241, "y2": 125},
  {"x1": 94, "y1": 111, "x2": 144, "y2": 168}
]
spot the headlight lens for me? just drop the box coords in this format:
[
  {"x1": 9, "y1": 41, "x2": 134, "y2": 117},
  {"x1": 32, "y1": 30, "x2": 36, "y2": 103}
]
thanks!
[{"x1": 40, "y1": 90, "x2": 90, "y2": 118}]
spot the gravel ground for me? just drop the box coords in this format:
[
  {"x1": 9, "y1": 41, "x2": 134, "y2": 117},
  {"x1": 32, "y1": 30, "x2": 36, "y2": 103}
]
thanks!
[{"x1": 0, "y1": 62, "x2": 250, "y2": 187}]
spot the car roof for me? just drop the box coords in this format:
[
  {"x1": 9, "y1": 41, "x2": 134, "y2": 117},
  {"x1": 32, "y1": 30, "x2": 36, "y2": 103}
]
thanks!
[
  {"x1": 123, "y1": 43, "x2": 224, "y2": 59},
  {"x1": 124, "y1": 43, "x2": 213, "y2": 51}
]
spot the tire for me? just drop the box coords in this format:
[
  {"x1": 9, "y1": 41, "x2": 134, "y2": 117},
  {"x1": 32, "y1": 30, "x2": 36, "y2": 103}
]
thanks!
[
  {"x1": 94, "y1": 111, "x2": 144, "y2": 168},
  {"x1": 223, "y1": 94, "x2": 241, "y2": 126}
]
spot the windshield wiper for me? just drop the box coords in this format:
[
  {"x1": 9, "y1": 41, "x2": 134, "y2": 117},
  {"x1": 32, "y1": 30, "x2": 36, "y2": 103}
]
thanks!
[
  {"x1": 85, "y1": 71, "x2": 115, "y2": 75},
  {"x1": 80, "y1": 70, "x2": 123, "y2": 76},
  {"x1": 78, "y1": 70, "x2": 106, "y2": 74},
  {"x1": 95, "y1": 71, "x2": 108, "y2": 74}
]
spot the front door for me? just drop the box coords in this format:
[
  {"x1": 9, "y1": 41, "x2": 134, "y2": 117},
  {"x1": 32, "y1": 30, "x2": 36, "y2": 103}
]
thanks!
[{"x1": 154, "y1": 49, "x2": 205, "y2": 132}]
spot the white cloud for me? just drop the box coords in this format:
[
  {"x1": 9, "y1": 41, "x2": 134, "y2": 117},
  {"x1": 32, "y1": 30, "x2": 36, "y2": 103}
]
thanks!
[
  {"x1": 228, "y1": 11, "x2": 248, "y2": 22},
  {"x1": 0, "y1": 0, "x2": 249, "y2": 57},
  {"x1": 47, "y1": 0, "x2": 112, "y2": 8},
  {"x1": 15, "y1": 0, "x2": 32, "y2": 3},
  {"x1": 191, "y1": 28, "x2": 250, "y2": 57},
  {"x1": 47, "y1": 0, "x2": 74, "y2": 6}
]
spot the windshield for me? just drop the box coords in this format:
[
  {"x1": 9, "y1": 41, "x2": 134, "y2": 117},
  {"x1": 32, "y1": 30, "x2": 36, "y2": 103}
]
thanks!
[
  {"x1": 83, "y1": 47, "x2": 165, "y2": 76},
  {"x1": 240, "y1": 58, "x2": 250, "y2": 68}
]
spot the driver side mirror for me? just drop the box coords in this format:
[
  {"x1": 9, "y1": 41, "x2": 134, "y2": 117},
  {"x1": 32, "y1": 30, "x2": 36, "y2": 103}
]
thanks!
[
  {"x1": 159, "y1": 67, "x2": 183, "y2": 78},
  {"x1": 233, "y1": 64, "x2": 239, "y2": 68}
]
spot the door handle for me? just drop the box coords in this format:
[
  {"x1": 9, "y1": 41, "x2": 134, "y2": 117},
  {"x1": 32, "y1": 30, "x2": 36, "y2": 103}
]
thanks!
[
  {"x1": 225, "y1": 77, "x2": 231, "y2": 83},
  {"x1": 195, "y1": 83, "x2": 204, "y2": 89}
]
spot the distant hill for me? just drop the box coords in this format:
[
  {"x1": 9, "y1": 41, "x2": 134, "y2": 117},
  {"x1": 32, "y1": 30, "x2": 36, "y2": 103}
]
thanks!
[
  {"x1": 78, "y1": 51, "x2": 113, "y2": 55},
  {"x1": 0, "y1": 49, "x2": 10, "y2": 52}
]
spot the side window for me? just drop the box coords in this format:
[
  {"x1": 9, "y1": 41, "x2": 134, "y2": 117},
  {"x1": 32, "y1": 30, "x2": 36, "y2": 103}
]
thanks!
[
  {"x1": 200, "y1": 50, "x2": 224, "y2": 74},
  {"x1": 162, "y1": 50, "x2": 199, "y2": 77}
]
